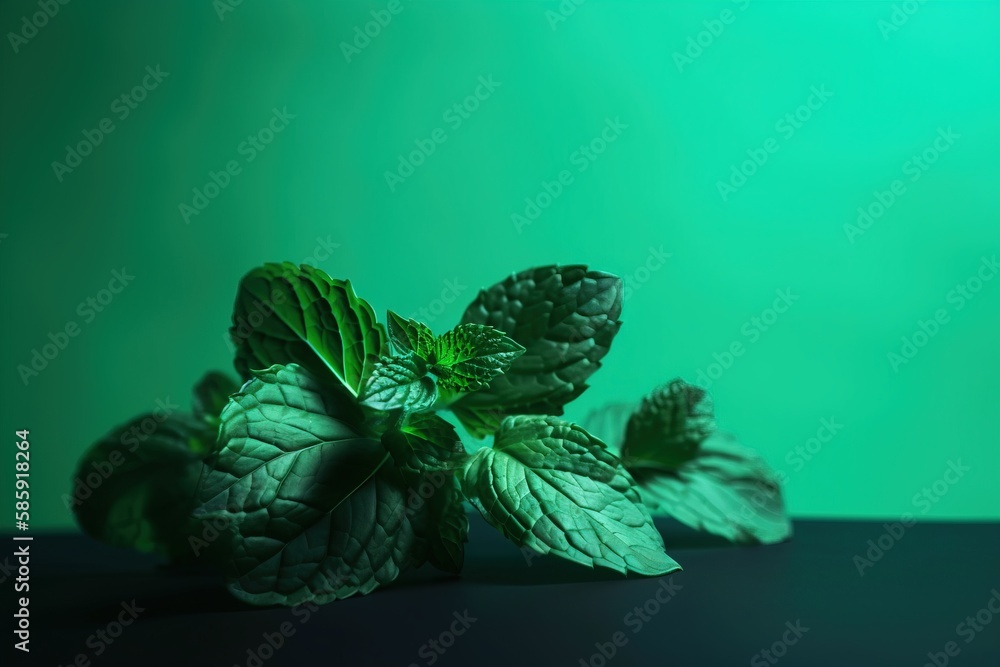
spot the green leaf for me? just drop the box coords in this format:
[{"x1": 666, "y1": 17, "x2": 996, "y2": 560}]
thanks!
[
  {"x1": 192, "y1": 370, "x2": 240, "y2": 429},
  {"x1": 631, "y1": 433, "x2": 792, "y2": 545},
  {"x1": 447, "y1": 404, "x2": 504, "y2": 442},
  {"x1": 230, "y1": 263, "x2": 387, "y2": 396},
  {"x1": 383, "y1": 413, "x2": 469, "y2": 574},
  {"x1": 430, "y1": 324, "x2": 524, "y2": 393},
  {"x1": 359, "y1": 355, "x2": 437, "y2": 413},
  {"x1": 611, "y1": 380, "x2": 791, "y2": 544},
  {"x1": 196, "y1": 364, "x2": 415, "y2": 606},
  {"x1": 460, "y1": 415, "x2": 680, "y2": 576},
  {"x1": 386, "y1": 310, "x2": 435, "y2": 357},
  {"x1": 622, "y1": 380, "x2": 716, "y2": 470},
  {"x1": 72, "y1": 413, "x2": 211, "y2": 559},
  {"x1": 420, "y1": 475, "x2": 468, "y2": 573},
  {"x1": 451, "y1": 265, "x2": 623, "y2": 437},
  {"x1": 382, "y1": 412, "x2": 466, "y2": 476}
]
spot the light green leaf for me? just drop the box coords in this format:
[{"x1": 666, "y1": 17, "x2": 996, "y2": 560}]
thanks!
[
  {"x1": 622, "y1": 379, "x2": 716, "y2": 470},
  {"x1": 196, "y1": 364, "x2": 415, "y2": 606},
  {"x1": 359, "y1": 355, "x2": 437, "y2": 413},
  {"x1": 386, "y1": 310, "x2": 435, "y2": 357},
  {"x1": 631, "y1": 433, "x2": 792, "y2": 545},
  {"x1": 460, "y1": 415, "x2": 680, "y2": 576},
  {"x1": 230, "y1": 263, "x2": 387, "y2": 397},
  {"x1": 430, "y1": 324, "x2": 524, "y2": 393},
  {"x1": 452, "y1": 265, "x2": 623, "y2": 437}
]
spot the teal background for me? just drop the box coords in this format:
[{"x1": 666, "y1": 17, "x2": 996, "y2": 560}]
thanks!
[{"x1": 1, "y1": 0, "x2": 997, "y2": 529}]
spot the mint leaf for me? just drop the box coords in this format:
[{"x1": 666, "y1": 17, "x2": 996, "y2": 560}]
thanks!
[
  {"x1": 623, "y1": 380, "x2": 716, "y2": 470},
  {"x1": 230, "y1": 263, "x2": 387, "y2": 397},
  {"x1": 359, "y1": 355, "x2": 437, "y2": 413},
  {"x1": 382, "y1": 412, "x2": 466, "y2": 476},
  {"x1": 448, "y1": 404, "x2": 504, "y2": 441},
  {"x1": 451, "y1": 265, "x2": 623, "y2": 437},
  {"x1": 611, "y1": 379, "x2": 791, "y2": 545},
  {"x1": 631, "y1": 433, "x2": 792, "y2": 545},
  {"x1": 196, "y1": 364, "x2": 415, "y2": 605},
  {"x1": 383, "y1": 413, "x2": 469, "y2": 573},
  {"x1": 413, "y1": 474, "x2": 468, "y2": 574},
  {"x1": 460, "y1": 415, "x2": 680, "y2": 576},
  {"x1": 386, "y1": 310, "x2": 435, "y2": 357},
  {"x1": 72, "y1": 413, "x2": 211, "y2": 559},
  {"x1": 431, "y1": 324, "x2": 524, "y2": 393}
]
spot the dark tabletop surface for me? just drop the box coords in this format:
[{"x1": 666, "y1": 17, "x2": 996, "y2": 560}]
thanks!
[{"x1": 5, "y1": 516, "x2": 999, "y2": 667}]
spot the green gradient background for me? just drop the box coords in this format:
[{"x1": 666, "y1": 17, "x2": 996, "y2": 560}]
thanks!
[{"x1": 1, "y1": 0, "x2": 997, "y2": 529}]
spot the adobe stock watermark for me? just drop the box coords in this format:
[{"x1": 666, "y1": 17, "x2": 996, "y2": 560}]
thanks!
[
  {"x1": 385, "y1": 75, "x2": 501, "y2": 192},
  {"x1": 844, "y1": 127, "x2": 960, "y2": 243},
  {"x1": 887, "y1": 254, "x2": 997, "y2": 372},
  {"x1": 578, "y1": 577, "x2": 682, "y2": 666},
  {"x1": 407, "y1": 610, "x2": 478, "y2": 667},
  {"x1": 17, "y1": 268, "x2": 135, "y2": 386},
  {"x1": 51, "y1": 65, "x2": 170, "y2": 182},
  {"x1": 179, "y1": 107, "x2": 296, "y2": 224},
  {"x1": 622, "y1": 246, "x2": 672, "y2": 302},
  {"x1": 512, "y1": 117, "x2": 628, "y2": 233},
  {"x1": 672, "y1": 0, "x2": 751, "y2": 73},
  {"x1": 545, "y1": 0, "x2": 586, "y2": 30},
  {"x1": 53, "y1": 599, "x2": 145, "y2": 666},
  {"x1": 853, "y1": 459, "x2": 970, "y2": 576},
  {"x1": 782, "y1": 417, "x2": 845, "y2": 473},
  {"x1": 232, "y1": 597, "x2": 332, "y2": 667},
  {"x1": 224, "y1": 237, "x2": 343, "y2": 355},
  {"x1": 921, "y1": 589, "x2": 1000, "y2": 667},
  {"x1": 404, "y1": 468, "x2": 453, "y2": 518},
  {"x1": 7, "y1": 0, "x2": 72, "y2": 54},
  {"x1": 340, "y1": 0, "x2": 412, "y2": 63},
  {"x1": 0, "y1": 555, "x2": 16, "y2": 585},
  {"x1": 717, "y1": 84, "x2": 833, "y2": 202},
  {"x1": 404, "y1": 277, "x2": 468, "y2": 326},
  {"x1": 61, "y1": 396, "x2": 179, "y2": 510},
  {"x1": 750, "y1": 620, "x2": 810, "y2": 666},
  {"x1": 693, "y1": 288, "x2": 799, "y2": 389},
  {"x1": 213, "y1": 0, "x2": 245, "y2": 21},
  {"x1": 878, "y1": 0, "x2": 929, "y2": 40}
]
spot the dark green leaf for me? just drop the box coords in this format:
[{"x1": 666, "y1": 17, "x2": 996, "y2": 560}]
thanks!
[
  {"x1": 451, "y1": 265, "x2": 623, "y2": 437},
  {"x1": 622, "y1": 379, "x2": 716, "y2": 470},
  {"x1": 386, "y1": 310, "x2": 435, "y2": 357},
  {"x1": 460, "y1": 415, "x2": 680, "y2": 576},
  {"x1": 631, "y1": 433, "x2": 792, "y2": 545},
  {"x1": 359, "y1": 355, "x2": 436, "y2": 413},
  {"x1": 72, "y1": 413, "x2": 211, "y2": 560},
  {"x1": 192, "y1": 370, "x2": 240, "y2": 428},
  {"x1": 383, "y1": 413, "x2": 469, "y2": 574},
  {"x1": 196, "y1": 364, "x2": 415, "y2": 605},
  {"x1": 382, "y1": 412, "x2": 466, "y2": 476},
  {"x1": 411, "y1": 474, "x2": 467, "y2": 574},
  {"x1": 431, "y1": 324, "x2": 524, "y2": 393},
  {"x1": 447, "y1": 404, "x2": 504, "y2": 442},
  {"x1": 230, "y1": 263, "x2": 387, "y2": 396}
]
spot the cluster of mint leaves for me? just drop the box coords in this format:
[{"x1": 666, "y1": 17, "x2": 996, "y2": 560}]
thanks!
[{"x1": 72, "y1": 262, "x2": 790, "y2": 606}]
